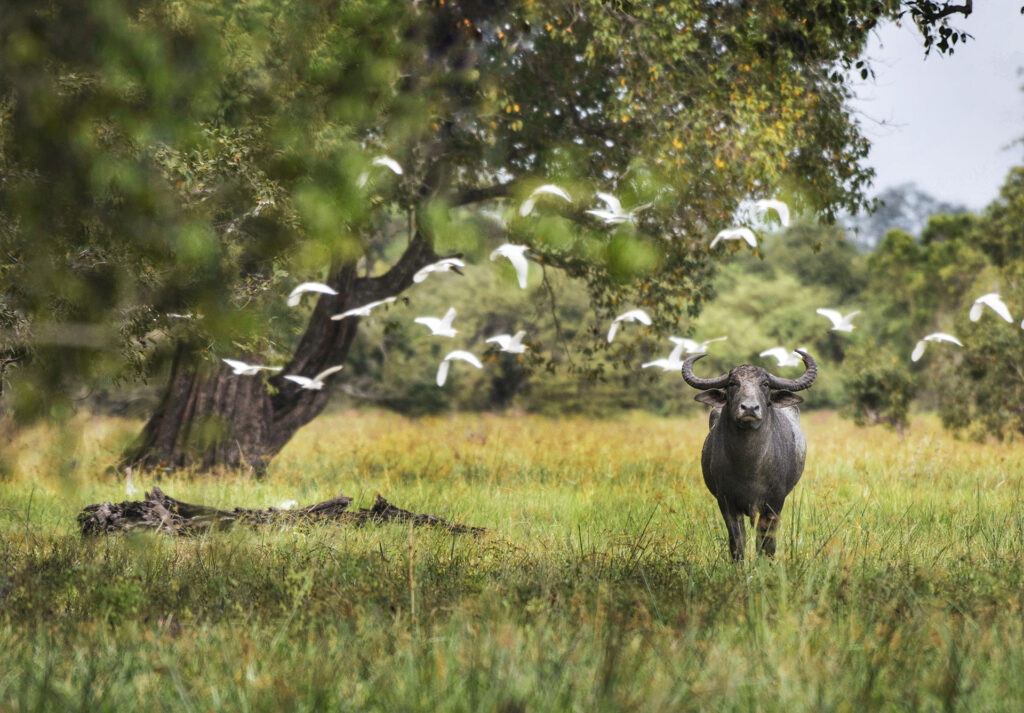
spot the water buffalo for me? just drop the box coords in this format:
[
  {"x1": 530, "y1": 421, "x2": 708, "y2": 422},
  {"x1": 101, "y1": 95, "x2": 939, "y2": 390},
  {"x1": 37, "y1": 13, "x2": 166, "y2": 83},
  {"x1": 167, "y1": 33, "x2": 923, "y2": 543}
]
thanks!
[{"x1": 681, "y1": 350, "x2": 817, "y2": 560}]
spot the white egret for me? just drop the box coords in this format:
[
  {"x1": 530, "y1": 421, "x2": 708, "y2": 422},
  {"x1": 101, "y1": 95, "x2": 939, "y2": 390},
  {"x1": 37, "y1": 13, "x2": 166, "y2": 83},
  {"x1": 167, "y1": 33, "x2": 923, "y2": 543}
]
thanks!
[
  {"x1": 669, "y1": 336, "x2": 728, "y2": 358},
  {"x1": 287, "y1": 282, "x2": 338, "y2": 307},
  {"x1": 330, "y1": 296, "x2": 398, "y2": 321},
  {"x1": 753, "y1": 199, "x2": 791, "y2": 227},
  {"x1": 436, "y1": 350, "x2": 483, "y2": 386},
  {"x1": 414, "y1": 307, "x2": 458, "y2": 337},
  {"x1": 585, "y1": 191, "x2": 649, "y2": 225},
  {"x1": 283, "y1": 365, "x2": 344, "y2": 390},
  {"x1": 607, "y1": 308, "x2": 652, "y2": 343},
  {"x1": 710, "y1": 227, "x2": 757, "y2": 249},
  {"x1": 911, "y1": 333, "x2": 963, "y2": 362},
  {"x1": 412, "y1": 258, "x2": 465, "y2": 284},
  {"x1": 489, "y1": 243, "x2": 530, "y2": 289},
  {"x1": 486, "y1": 330, "x2": 528, "y2": 354},
  {"x1": 519, "y1": 184, "x2": 572, "y2": 216},
  {"x1": 222, "y1": 358, "x2": 284, "y2": 376},
  {"x1": 277, "y1": 500, "x2": 299, "y2": 510},
  {"x1": 641, "y1": 357, "x2": 684, "y2": 372},
  {"x1": 759, "y1": 347, "x2": 805, "y2": 368},
  {"x1": 816, "y1": 308, "x2": 859, "y2": 332},
  {"x1": 969, "y1": 293, "x2": 1013, "y2": 323}
]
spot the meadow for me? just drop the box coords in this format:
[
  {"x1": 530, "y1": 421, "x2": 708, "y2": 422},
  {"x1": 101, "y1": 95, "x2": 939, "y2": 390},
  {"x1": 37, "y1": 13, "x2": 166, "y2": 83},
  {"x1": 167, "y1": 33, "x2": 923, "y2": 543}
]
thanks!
[{"x1": 2, "y1": 408, "x2": 1024, "y2": 712}]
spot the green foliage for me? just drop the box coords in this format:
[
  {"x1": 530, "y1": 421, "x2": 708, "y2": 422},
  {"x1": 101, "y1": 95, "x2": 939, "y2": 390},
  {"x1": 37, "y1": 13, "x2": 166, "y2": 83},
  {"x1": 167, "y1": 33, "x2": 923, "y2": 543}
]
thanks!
[
  {"x1": 0, "y1": 0, "x2": 986, "y2": 421},
  {"x1": 842, "y1": 342, "x2": 916, "y2": 431},
  {"x1": 975, "y1": 166, "x2": 1024, "y2": 268}
]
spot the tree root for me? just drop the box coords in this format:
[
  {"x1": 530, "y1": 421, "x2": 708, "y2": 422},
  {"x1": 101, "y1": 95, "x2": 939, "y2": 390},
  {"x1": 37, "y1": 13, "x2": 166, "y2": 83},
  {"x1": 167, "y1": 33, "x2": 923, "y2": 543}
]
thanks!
[{"x1": 78, "y1": 486, "x2": 484, "y2": 536}]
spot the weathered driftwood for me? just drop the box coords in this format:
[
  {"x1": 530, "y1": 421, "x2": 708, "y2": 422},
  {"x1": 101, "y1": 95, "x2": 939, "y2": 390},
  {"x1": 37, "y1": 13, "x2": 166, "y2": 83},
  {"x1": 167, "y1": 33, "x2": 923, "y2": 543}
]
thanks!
[{"x1": 78, "y1": 486, "x2": 484, "y2": 536}]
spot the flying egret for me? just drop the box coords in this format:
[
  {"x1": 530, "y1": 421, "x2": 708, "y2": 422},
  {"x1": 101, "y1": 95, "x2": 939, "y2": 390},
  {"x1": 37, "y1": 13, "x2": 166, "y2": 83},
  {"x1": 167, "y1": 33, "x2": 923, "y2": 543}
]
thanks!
[
  {"x1": 669, "y1": 336, "x2": 728, "y2": 358},
  {"x1": 759, "y1": 347, "x2": 805, "y2": 368},
  {"x1": 641, "y1": 356, "x2": 684, "y2": 372},
  {"x1": 816, "y1": 308, "x2": 859, "y2": 333},
  {"x1": 222, "y1": 358, "x2": 284, "y2": 376},
  {"x1": 436, "y1": 350, "x2": 483, "y2": 386},
  {"x1": 607, "y1": 308, "x2": 652, "y2": 343},
  {"x1": 330, "y1": 296, "x2": 398, "y2": 321},
  {"x1": 753, "y1": 199, "x2": 791, "y2": 228},
  {"x1": 969, "y1": 293, "x2": 1013, "y2": 323},
  {"x1": 585, "y1": 191, "x2": 649, "y2": 225},
  {"x1": 287, "y1": 282, "x2": 338, "y2": 307},
  {"x1": 710, "y1": 227, "x2": 757, "y2": 249},
  {"x1": 489, "y1": 243, "x2": 531, "y2": 289},
  {"x1": 414, "y1": 307, "x2": 458, "y2": 337},
  {"x1": 911, "y1": 333, "x2": 963, "y2": 362},
  {"x1": 283, "y1": 365, "x2": 344, "y2": 390},
  {"x1": 520, "y1": 184, "x2": 572, "y2": 216},
  {"x1": 412, "y1": 258, "x2": 466, "y2": 284},
  {"x1": 486, "y1": 330, "x2": 528, "y2": 354}
]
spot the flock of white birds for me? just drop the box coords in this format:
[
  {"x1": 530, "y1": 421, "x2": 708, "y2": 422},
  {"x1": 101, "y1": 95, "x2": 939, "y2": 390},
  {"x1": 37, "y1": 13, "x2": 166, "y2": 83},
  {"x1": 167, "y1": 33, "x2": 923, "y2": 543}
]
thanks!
[{"x1": 221, "y1": 162, "x2": 1022, "y2": 392}]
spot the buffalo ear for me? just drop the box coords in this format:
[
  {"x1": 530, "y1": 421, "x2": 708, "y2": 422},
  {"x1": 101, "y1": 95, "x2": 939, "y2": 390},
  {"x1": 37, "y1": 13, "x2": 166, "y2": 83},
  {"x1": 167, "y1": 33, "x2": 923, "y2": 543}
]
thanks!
[
  {"x1": 770, "y1": 390, "x2": 803, "y2": 407},
  {"x1": 694, "y1": 390, "x2": 727, "y2": 408}
]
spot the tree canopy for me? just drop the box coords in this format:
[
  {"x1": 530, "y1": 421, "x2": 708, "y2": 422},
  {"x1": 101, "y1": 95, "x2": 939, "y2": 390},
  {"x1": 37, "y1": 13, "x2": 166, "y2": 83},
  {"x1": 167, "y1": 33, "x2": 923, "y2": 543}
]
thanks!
[{"x1": 0, "y1": 0, "x2": 993, "y2": 465}]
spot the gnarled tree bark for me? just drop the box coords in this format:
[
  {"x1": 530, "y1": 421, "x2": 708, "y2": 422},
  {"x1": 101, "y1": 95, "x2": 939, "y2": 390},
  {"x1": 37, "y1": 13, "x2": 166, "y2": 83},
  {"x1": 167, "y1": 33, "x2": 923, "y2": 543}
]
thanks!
[{"x1": 124, "y1": 232, "x2": 445, "y2": 473}]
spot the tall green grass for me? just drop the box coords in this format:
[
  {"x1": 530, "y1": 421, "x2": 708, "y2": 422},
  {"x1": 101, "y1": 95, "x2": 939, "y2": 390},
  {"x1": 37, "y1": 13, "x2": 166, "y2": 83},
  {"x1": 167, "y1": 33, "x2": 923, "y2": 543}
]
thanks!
[{"x1": 2, "y1": 410, "x2": 1024, "y2": 711}]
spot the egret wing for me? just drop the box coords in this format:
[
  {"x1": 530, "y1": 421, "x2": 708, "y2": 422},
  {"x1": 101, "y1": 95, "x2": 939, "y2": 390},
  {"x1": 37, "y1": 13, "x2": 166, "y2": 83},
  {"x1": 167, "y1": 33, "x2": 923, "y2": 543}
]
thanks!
[
  {"x1": 372, "y1": 156, "x2": 403, "y2": 175},
  {"x1": 606, "y1": 321, "x2": 619, "y2": 343},
  {"x1": 436, "y1": 359, "x2": 451, "y2": 386},
  {"x1": 222, "y1": 358, "x2": 251, "y2": 373},
  {"x1": 313, "y1": 365, "x2": 344, "y2": 382},
  {"x1": 816, "y1": 308, "x2": 842, "y2": 327},
  {"x1": 911, "y1": 341, "x2": 926, "y2": 362},
  {"x1": 596, "y1": 192, "x2": 622, "y2": 214},
  {"x1": 447, "y1": 350, "x2": 483, "y2": 368},
  {"x1": 984, "y1": 295, "x2": 1013, "y2": 322}
]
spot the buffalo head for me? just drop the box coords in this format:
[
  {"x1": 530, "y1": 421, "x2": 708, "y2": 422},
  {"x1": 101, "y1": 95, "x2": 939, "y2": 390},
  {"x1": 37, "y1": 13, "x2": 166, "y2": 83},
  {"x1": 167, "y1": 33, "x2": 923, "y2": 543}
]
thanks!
[{"x1": 681, "y1": 350, "x2": 817, "y2": 430}]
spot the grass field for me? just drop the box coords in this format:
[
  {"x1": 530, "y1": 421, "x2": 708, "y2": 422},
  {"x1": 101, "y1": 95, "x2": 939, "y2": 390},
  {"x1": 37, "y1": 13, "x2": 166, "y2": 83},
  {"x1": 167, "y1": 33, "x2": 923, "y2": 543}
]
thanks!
[{"x1": 2, "y1": 409, "x2": 1024, "y2": 712}]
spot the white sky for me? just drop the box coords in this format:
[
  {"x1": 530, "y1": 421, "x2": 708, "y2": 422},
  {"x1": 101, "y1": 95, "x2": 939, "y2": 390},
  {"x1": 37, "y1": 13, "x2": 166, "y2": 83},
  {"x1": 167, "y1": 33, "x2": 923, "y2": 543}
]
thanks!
[{"x1": 850, "y1": 2, "x2": 1024, "y2": 210}]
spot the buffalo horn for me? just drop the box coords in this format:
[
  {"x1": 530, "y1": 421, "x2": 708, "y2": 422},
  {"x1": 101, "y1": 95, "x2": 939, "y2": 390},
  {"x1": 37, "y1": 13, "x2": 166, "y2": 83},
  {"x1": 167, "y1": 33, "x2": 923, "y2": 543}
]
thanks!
[
  {"x1": 681, "y1": 353, "x2": 730, "y2": 390},
  {"x1": 766, "y1": 349, "x2": 817, "y2": 392}
]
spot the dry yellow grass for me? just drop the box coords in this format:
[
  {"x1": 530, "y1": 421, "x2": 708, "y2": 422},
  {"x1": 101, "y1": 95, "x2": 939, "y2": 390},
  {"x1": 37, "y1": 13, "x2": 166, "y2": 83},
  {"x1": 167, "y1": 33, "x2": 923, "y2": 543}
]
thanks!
[{"x1": 4, "y1": 409, "x2": 1024, "y2": 712}]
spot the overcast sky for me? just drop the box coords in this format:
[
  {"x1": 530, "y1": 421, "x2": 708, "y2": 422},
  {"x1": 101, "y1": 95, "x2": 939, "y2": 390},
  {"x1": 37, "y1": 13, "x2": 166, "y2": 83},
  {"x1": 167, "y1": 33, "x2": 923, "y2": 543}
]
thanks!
[{"x1": 850, "y1": 2, "x2": 1024, "y2": 211}]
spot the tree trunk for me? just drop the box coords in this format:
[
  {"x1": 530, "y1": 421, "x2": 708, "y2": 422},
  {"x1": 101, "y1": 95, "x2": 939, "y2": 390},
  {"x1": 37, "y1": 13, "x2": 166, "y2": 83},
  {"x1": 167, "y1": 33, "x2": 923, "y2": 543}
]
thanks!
[{"x1": 124, "y1": 232, "x2": 443, "y2": 473}]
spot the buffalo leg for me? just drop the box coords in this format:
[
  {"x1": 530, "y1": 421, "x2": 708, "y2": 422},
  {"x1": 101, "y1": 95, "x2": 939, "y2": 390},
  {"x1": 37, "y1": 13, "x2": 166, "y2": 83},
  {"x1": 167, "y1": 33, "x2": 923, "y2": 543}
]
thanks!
[
  {"x1": 756, "y1": 503, "x2": 782, "y2": 557},
  {"x1": 718, "y1": 499, "x2": 746, "y2": 561}
]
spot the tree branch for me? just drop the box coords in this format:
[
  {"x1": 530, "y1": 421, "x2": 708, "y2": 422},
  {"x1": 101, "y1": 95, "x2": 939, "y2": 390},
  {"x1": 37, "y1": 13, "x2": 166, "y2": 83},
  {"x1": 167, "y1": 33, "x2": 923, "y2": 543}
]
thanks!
[
  {"x1": 450, "y1": 182, "x2": 517, "y2": 208},
  {"x1": 910, "y1": 0, "x2": 972, "y2": 22}
]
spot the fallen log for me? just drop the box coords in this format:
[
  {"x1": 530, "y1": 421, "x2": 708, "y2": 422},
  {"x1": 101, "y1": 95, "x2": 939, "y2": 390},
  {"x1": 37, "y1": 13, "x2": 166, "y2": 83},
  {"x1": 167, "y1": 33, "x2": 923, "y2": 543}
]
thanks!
[{"x1": 78, "y1": 486, "x2": 484, "y2": 536}]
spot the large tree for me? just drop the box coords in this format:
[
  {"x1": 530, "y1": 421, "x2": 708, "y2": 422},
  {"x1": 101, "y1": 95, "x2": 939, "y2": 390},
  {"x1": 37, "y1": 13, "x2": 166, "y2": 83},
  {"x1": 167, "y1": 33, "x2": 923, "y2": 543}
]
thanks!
[{"x1": 0, "y1": 0, "x2": 984, "y2": 471}]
